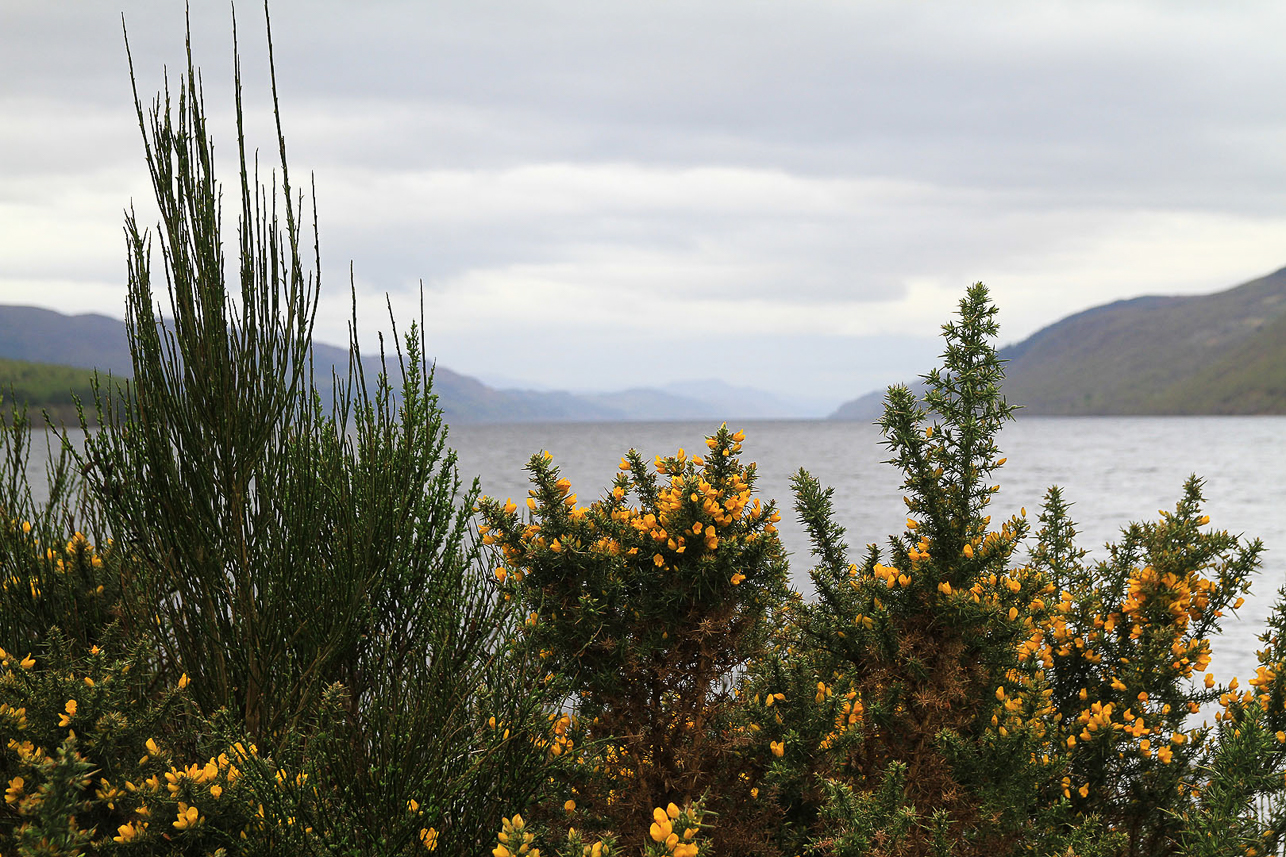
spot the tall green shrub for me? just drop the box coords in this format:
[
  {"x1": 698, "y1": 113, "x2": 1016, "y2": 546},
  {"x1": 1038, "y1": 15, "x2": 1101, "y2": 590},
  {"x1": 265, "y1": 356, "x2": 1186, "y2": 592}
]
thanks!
[
  {"x1": 741, "y1": 285, "x2": 1275, "y2": 857},
  {"x1": 3, "y1": 11, "x2": 555, "y2": 855},
  {"x1": 1027, "y1": 479, "x2": 1260, "y2": 854},
  {"x1": 742, "y1": 285, "x2": 1053, "y2": 856}
]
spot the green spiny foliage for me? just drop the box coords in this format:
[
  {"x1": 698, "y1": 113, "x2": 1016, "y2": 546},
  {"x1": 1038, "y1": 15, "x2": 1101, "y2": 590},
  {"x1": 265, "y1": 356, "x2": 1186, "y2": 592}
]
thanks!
[
  {"x1": 745, "y1": 284, "x2": 1047, "y2": 856},
  {"x1": 1028, "y1": 477, "x2": 1260, "y2": 854},
  {"x1": 741, "y1": 286, "x2": 1272, "y2": 857},
  {"x1": 0, "y1": 399, "x2": 117, "y2": 655},
  {"x1": 0, "y1": 632, "x2": 238, "y2": 854},
  {"x1": 477, "y1": 425, "x2": 790, "y2": 852},
  {"x1": 1, "y1": 8, "x2": 557, "y2": 855},
  {"x1": 1167, "y1": 580, "x2": 1286, "y2": 857}
]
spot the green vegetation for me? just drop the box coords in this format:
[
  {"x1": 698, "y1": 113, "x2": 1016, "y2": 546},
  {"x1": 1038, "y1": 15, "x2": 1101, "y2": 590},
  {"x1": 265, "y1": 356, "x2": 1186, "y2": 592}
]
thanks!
[
  {"x1": 997, "y1": 269, "x2": 1286, "y2": 415},
  {"x1": 832, "y1": 268, "x2": 1286, "y2": 419},
  {"x1": 4, "y1": 12, "x2": 1286, "y2": 857},
  {"x1": 1144, "y1": 308, "x2": 1286, "y2": 414},
  {"x1": 0, "y1": 358, "x2": 97, "y2": 422}
]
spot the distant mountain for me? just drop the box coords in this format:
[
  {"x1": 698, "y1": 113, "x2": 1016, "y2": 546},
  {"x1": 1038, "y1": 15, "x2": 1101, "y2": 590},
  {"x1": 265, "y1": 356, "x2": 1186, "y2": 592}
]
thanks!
[
  {"x1": 475, "y1": 375, "x2": 823, "y2": 419},
  {"x1": 829, "y1": 381, "x2": 927, "y2": 422},
  {"x1": 830, "y1": 267, "x2": 1286, "y2": 419},
  {"x1": 660, "y1": 379, "x2": 830, "y2": 419},
  {"x1": 0, "y1": 305, "x2": 808, "y2": 422},
  {"x1": 579, "y1": 387, "x2": 713, "y2": 420},
  {"x1": 0, "y1": 306, "x2": 135, "y2": 375},
  {"x1": 572, "y1": 379, "x2": 818, "y2": 421}
]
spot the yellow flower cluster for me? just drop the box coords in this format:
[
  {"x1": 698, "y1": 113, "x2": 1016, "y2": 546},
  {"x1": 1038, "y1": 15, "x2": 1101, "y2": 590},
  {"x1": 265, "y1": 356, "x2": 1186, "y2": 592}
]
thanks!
[
  {"x1": 482, "y1": 426, "x2": 776, "y2": 587},
  {"x1": 0, "y1": 700, "x2": 29, "y2": 731},
  {"x1": 1, "y1": 524, "x2": 109, "y2": 601},
  {"x1": 649, "y1": 802, "x2": 701, "y2": 857},
  {"x1": 1122, "y1": 564, "x2": 1218, "y2": 637},
  {"x1": 93, "y1": 740, "x2": 247, "y2": 836},
  {"x1": 818, "y1": 690, "x2": 865, "y2": 751},
  {"x1": 173, "y1": 801, "x2": 202, "y2": 830},
  {"x1": 113, "y1": 818, "x2": 148, "y2": 842},
  {"x1": 530, "y1": 712, "x2": 576, "y2": 758},
  {"x1": 493, "y1": 813, "x2": 539, "y2": 857},
  {"x1": 5, "y1": 775, "x2": 23, "y2": 805}
]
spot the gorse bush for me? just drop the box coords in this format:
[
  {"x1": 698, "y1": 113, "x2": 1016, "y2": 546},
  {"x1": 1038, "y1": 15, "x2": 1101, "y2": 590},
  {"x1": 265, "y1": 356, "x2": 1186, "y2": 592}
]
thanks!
[
  {"x1": 4, "y1": 9, "x2": 1286, "y2": 857},
  {"x1": 0, "y1": 635, "x2": 263, "y2": 853},
  {"x1": 477, "y1": 426, "x2": 789, "y2": 852},
  {"x1": 732, "y1": 288, "x2": 1274, "y2": 856},
  {"x1": 739, "y1": 288, "x2": 1060, "y2": 855}
]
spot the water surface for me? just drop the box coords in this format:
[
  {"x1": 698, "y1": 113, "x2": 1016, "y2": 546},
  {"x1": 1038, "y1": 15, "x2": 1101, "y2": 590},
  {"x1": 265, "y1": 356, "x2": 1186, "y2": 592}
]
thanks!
[
  {"x1": 451, "y1": 416, "x2": 1286, "y2": 686},
  {"x1": 27, "y1": 416, "x2": 1284, "y2": 686}
]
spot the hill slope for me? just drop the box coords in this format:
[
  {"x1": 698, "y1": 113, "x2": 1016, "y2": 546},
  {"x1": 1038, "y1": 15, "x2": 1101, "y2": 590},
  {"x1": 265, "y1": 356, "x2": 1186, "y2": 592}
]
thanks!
[
  {"x1": 0, "y1": 357, "x2": 97, "y2": 404},
  {"x1": 0, "y1": 307, "x2": 644, "y2": 422},
  {"x1": 0, "y1": 306, "x2": 135, "y2": 375},
  {"x1": 0, "y1": 306, "x2": 792, "y2": 422},
  {"x1": 830, "y1": 267, "x2": 1286, "y2": 418},
  {"x1": 0, "y1": 356, "x2": 99, "y2": 423}
]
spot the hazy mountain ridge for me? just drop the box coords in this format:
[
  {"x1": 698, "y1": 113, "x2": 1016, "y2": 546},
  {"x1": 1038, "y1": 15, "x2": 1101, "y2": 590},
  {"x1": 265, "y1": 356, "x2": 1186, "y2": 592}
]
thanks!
[
  {"x1": 830, "y1": 266, "x2": 1286, "y2": 419},
  {"x1": 0, "y1": 305, "x2": 802, "y2": 422},
  {"x1": 0, "y1": 306, "x2": 136, "y2": 376}
]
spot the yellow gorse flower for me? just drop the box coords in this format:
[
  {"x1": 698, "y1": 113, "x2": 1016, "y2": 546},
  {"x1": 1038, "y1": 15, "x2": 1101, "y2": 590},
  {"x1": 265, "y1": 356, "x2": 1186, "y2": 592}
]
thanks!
[
  {"x1": 114, "y1": 821, "x2": 146, "y2": 842},
  {"x1": 494, "y1": 813, "x2": 538, "y2": 857},
  {"x1": 172, "y1": 802, "x2": 201, "y2": 830},
  {"x1": 649, "y1": 805, "x2": 676, "y2": 843}
]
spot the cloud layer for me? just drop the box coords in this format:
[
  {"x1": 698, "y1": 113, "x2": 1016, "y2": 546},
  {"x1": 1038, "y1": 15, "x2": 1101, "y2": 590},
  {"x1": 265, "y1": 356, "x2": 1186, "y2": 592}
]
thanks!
[{"x1": 3, "y1": 1, "x2": 1285, "y2": 402}]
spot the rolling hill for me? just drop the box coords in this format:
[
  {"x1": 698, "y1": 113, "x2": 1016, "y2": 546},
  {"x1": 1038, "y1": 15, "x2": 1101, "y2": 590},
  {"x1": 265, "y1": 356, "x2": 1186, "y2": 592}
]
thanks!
[
  {"x1": 0, "y1": 356, "x2": 98, "y2": 423},
  {"x1": 0, "y1": 305, "x2": 799, "y2": 422},
  {"x1": 831, "y1": 266, "x2": 1286, "y2": 419}
]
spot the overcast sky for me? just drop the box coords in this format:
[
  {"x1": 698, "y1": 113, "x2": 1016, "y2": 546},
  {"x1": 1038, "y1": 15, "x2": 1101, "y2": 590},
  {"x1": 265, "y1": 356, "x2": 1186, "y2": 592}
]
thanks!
[{"x1": 3, "y1": 1, "x2": 1285, "y2": 407}]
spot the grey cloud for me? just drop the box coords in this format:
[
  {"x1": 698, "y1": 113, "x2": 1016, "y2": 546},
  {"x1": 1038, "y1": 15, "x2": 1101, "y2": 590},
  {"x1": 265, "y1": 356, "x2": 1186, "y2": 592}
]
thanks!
[
  {"x1": 259, "y1": 1, "x2": 1286, "y2": 204},
  {"x1": 14, "y1": 0, "x2": 1285, "y2": 207},
  {"x1": 4, "y1": 0, "x2": 1286, "y2": 401}
]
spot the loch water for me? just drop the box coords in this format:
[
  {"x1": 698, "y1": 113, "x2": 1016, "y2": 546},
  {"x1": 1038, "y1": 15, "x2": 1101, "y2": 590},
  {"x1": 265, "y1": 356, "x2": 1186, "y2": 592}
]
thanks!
[
  {"x1": 450, "y1": 416, "x2": 1286, "y2": 687},
  {"x1": 27, "y1": 416, "x2": 1286, "y2": 688}
]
